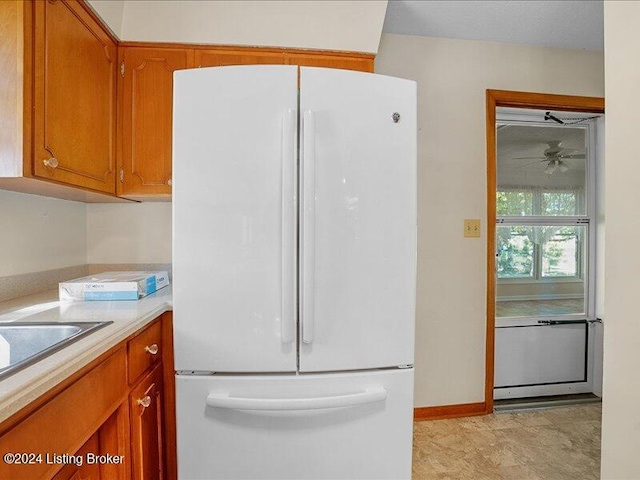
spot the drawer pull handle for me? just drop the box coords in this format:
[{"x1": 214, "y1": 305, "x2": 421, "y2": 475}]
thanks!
[
  {"x1": 167, "y1": 178, "x2": 172, "y2": 186},
  {"x1": 43, "y1": 157, "x2": 59, "y2": 168},
  {"x1": 137, "y1": 395, "x2": 152, "y2": 409},
  {"x1": 145, "y1": 344, "x2": 159, "y2": 355}
]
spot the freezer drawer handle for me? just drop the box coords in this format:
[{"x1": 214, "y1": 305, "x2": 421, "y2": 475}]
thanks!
[{"x1": 205, "y1": 386, "x2": 387, "y2": 411}]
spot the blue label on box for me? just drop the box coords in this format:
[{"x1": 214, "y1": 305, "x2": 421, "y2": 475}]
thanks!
[
  {"x1": 84, "y1": 291, "x2": 138, "y2": 301},
  {"x1": 146, "y1": 276, "x2": 157, "y2": 294}
]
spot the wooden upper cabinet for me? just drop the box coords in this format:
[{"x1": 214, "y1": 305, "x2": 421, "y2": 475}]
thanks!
[
  {"x1": 119, "y1": 47, "x2": 193, "y2": 199},
  {"x1": 285, "y1": 52, "x2": 374, "y2": 72},
  {"x1": 115, "y1": 45, "x2": 372, "y2": 199},
  {"x1": 32, "y1": 0, "x2": 117, "y2": 194},
  {"x1": 194, "y1": 47, "x2": 373, "y2": 72},
  {"x1": 195, "y1": 49, "x2": 284, "y2": 68}
]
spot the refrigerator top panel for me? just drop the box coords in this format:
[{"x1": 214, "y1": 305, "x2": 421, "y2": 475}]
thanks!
[
  {"x1": 298, "y1": 67, "x2": 417, "y2": 372},
  {"x1": 172, "y1": 65, "x2": 298, "y2": 373}
]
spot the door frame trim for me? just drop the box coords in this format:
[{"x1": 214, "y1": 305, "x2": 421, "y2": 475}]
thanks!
[{"x1": 485, "y1": 90, "x2": 604, "y2": 412}]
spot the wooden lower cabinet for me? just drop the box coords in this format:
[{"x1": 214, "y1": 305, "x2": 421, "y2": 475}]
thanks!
[
  {"x1": 130, "y1": 364, "x2": 164, "y2": 480},
  {"x1": 0, "y1": 312, "x2": 176, "y2": 480},
  {"x1": 52, "y1": 432, "x2": 102, "y2": 480}
]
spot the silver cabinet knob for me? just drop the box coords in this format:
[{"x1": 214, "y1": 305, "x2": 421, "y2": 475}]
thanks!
[
  {"x1": 43, "y1": 157, "x2": 59, "y2": 168},
  {"x1": 137, "y1": 395, "x2": 152, "y2": 409},
  {"x1": 167, "y1": 178, "x2": 172, "y2": 186},
  {"x1": 145, "y1": 344, "x2": 159, "y2": 355}
]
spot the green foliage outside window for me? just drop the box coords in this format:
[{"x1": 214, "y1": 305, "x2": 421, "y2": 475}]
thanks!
[
  {"x1": 497, "y1": 226, "x2": 533, "y2": 278},
  {"x1": 497, "y1": 191, "x2": 533, "y2": 216},
  {"x1": 542, "y1": 192, "x2": 577, "y2": 216}
]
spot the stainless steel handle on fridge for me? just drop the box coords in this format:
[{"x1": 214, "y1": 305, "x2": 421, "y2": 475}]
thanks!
[
  {"x1": 281, "y1": 109, "x2": 297, "y2": 344},
  {"x1": 301, "y1": 110, "x2": 315, "y2": 344},
  {"x1": 206, "y1": 386, "x2": 387, "y2": 411}
]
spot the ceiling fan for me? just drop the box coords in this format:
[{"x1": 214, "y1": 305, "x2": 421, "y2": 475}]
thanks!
[{"x1": 514, "y1": 141, "x2": 585, "y2": 174}]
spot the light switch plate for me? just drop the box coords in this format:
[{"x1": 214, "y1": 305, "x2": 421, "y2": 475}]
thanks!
[{"x1": 464, "y1": 219, "x2": 481, "y2": 238}]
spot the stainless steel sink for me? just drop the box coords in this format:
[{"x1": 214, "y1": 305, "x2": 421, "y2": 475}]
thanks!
[{"x1": 0, "y1": 321, "x2": 112, "y2": 380}]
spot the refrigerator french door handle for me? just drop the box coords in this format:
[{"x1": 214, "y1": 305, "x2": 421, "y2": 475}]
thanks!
[
  {"x1": 206, "y1": 386, "x2": 387, "y2": 411},
  {"x1": 281, "y1": 109, "x2": 297, "y2": 344},
  {"x1": 302, "y1": 110, "x2": 316, "y2": 344}
]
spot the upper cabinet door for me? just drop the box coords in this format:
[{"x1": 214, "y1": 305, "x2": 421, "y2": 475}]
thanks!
[
  {"x1": 173, "y1": 66, "x2": 298, "y2": 373},
  {"x1": 285, "y1": 53, "x2": 373, "y2": 72},
  {"x1": 119, "y1": 48, "x2": 193, "y2": 199},
  {"x1": 195, "y1": 49, "x2": 284, "y2": 68},
  {"x1": 33, "y1": 0, "x2": 117, "y2": 194},
  {"x1": 299, "y1": 68, "x2": 417, "y2": 372}
]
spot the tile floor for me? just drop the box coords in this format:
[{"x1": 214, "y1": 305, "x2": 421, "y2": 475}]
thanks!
[{"x1": 412, "y1": 404, "x2": 601, "y2": 480}]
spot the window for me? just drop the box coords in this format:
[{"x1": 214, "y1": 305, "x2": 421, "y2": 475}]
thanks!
[
  {"x1": 497, "y1": 224, "x2": 584, "y2": 280},
  {"x1": 497, "y1": 187, "x2": 583, "y2": 280}
]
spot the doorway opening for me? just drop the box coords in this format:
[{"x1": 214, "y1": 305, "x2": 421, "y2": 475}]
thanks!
[{"x1": 485, "y1": 91, "x2": 605, "y2": 411}]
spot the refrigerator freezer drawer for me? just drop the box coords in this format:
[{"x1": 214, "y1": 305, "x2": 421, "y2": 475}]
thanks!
[{"x1": 175, "y1": 368, "x2": 414, "y2": 480}]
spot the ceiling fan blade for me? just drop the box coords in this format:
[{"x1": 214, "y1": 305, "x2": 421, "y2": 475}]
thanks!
[
  {"x1": 514, "y1": 159, "x2": 548, "y2": 168},
  {"x1": 512, "y1": 156, "x2": 546, "y2": 160},
  {"x1": 559, "y1": 153, "x2": 586, "y2": 159}
]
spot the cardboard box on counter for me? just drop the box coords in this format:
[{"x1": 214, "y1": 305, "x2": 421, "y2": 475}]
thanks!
[{"x1": 59, "y1": 271, "x2": 170, "y2": 301}]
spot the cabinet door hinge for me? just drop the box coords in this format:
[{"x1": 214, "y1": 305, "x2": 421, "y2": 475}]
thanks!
[
  {"x1": 120, "y1": 61, "x2": 125, "y2": 77},
  {"x1": 119, "y1": 169, "x2": 124, "y2": 182}
]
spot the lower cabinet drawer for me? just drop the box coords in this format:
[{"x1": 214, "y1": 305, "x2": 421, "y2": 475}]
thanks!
[
  {"x1": 128, "y1": 320, "x2": 162, "y2": 384},
  {"x1": 0, "y1": 349, "x2": 127, "y2": 480}
]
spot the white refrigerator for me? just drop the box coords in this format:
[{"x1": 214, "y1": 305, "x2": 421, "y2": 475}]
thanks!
[{"x1": 173, "y1": 65, "x2": 417, "y2": 480}]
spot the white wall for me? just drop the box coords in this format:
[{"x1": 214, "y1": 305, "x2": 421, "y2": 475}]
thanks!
[
  {"x1": 375, "y1": 34, "x2": 604, "y2": 407},
  {"x1": 86, "y1": 203, "x2": 172, "y2": 264},
  {"x1": 87, "y1": 0, "x2": 387, "y2": 54},
  {"x1": 601, "y1": 2, "x2": 640, "y2": 478},
  {"x1": 0, "y1": 191, "x2": 86, "y2": 276},
  {"x1": 86, "y1": 0, "x2": 124, "y2": 38}
]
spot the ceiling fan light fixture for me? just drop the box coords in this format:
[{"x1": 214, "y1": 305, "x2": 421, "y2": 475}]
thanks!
[
  {"x1": 544, "y1": 161, "x2": 558, "y2": 175},
  {"x1": 559, "y1": 161, "x2": 569, "y2": 173}
]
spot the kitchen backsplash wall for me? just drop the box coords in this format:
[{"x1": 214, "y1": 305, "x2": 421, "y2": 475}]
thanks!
[
  {"x1": 0, "y1": 191, "x2": 172, "y2": 302},
  {"x1": 86, "y1": 203, "x2": 172, "y2": 264},
  {"x1": 0, "y1": 265, "x2": 88, "y2": 302},
  {"x1": 0, "y1": 190, "x2": 87, "y2": 277}
]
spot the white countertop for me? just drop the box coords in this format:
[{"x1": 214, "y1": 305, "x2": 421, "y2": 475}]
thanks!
[{"x1": 0, "y1": 286, "x2": 173, "y2": 425}]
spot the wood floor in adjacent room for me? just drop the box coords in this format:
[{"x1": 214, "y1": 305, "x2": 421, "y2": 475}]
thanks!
[{"x1": 412, "y1": 404, "x2": 601, "y2": 480}]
